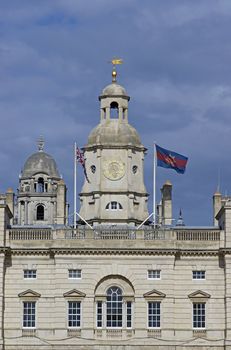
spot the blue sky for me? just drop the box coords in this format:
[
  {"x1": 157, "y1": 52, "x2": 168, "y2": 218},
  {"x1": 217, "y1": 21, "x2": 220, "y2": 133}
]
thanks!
[{"x1": 0, "y1": 0, "x2": 230, "y2": 226}]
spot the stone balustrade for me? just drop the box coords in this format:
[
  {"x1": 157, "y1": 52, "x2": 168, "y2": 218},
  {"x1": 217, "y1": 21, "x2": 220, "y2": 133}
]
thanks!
[
  {"x1": 9, "y1": 228, "x2": 52, "y2": 240},
  {"x1": 7, "y1": 226, "x2": 221, "y2": 242}
]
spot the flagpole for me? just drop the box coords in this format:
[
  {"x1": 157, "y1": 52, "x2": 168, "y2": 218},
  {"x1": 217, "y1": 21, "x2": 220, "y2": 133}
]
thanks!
[
  {"x1": 153, "y1": 142, "x2": 157, "y2": 226},
  {"x1": 74, "y1": 142, "x2": 77, "y2": 229}
]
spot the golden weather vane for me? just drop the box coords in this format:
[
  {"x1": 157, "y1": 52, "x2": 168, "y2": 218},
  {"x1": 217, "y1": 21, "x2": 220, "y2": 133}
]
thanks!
[{"x1": 109, "y1": 58, "x2": 123, "y2": 82}]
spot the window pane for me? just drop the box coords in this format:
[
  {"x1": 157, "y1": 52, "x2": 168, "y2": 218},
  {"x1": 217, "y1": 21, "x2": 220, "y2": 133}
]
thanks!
[
  {"x1": 106, "y1": 287, "x2": 123, "y2": 328},
  {"x1": 148, "y1": 302, "x2": 161, "y2": 328},
  {"x1": 148, "y1": 270, "x2": 161, "y2": 279},
  {"x1": 97, "y1": 301, "x2": 102, "y2": 328},
  {"x1": 193, "y1": 303, "x2": 205, "y2": 328},
  {"x1": 23, "y1": 302, "x2": 36, "y2": 328},
  {"x1": 68, "y1": 269, "x2": 82, "y2": 279},
  {"x1": 192, "y1": 271, "x2": 205, "y2": 280},
  {"x1": 68, "y1": 301, "x2": 81, "y2": 328},
  {"x1": 24, "y1": 270, "x2": 37, "y2": 279},
  {"x1": 127, "y1": 301, "x2": 132, "y2": 328}
]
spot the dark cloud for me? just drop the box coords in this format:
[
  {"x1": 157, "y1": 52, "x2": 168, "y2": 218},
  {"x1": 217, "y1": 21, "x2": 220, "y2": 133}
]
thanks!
[{"x1": 0, "y1": 0, "x2": 231, "y2": 225}]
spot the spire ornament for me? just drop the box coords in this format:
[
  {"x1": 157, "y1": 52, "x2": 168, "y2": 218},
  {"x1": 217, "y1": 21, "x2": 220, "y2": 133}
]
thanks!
[
  {"x1": 109, "y1": 58, "x2": 123, "y2": 83},
  {"x1": 37, "y1": 136, "x2": 45, "y2": 152}
]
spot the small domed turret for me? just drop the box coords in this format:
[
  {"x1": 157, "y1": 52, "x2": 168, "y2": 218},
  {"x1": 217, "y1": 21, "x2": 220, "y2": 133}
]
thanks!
[
  {"x1": 17, "y1": 138, "x2": 67, "y2": 226},
  {"x1": 22, "y1": 152, "x2": 60, "y2": 179}
]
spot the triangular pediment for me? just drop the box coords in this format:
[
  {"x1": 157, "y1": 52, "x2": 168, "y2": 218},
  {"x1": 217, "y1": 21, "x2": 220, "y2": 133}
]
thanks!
[
  {"x1": 63, "y1": 289, "x2": 86, "y2": 298},
  {"x1": 143, "y1": 289, "x2": 166, "y2": 299},
  {"x1": 18, "y1": 289, "x2": 41, "y2": 298},
  {"x1": 188, "y1": 290, "x2": 211, "y2": 299}
]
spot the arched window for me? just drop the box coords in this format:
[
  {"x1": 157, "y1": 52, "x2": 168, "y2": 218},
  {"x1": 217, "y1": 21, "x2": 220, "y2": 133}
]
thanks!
[
  {"x1": 95, "y1": 276, "x2": 134, "y2": 329},
  {"x1": 106, "y1": 286, "x2": 123, "y2": 328},
  {"x1": 105, "y1": 202, "x2": 123, "y2": 210},
  {"x1": 36, "y1": 205, "x2": 44, "y2": 220},
  {"x1": 110, "y1": 101, "x2": 119, "y2": 119},
  {"x1": 37, "y1": 178, "x2": 44, "y2": 193}
]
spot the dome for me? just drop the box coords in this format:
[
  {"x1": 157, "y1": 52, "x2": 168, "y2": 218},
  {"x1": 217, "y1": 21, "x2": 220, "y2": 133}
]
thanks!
[
  {"x1": 87, "y1": 120, "x2": 142, "y2": 147},
  {"x1": 100, "y1": 82, "x2": 128, "y2": 98},
  {"x1": 22, "y1": 151, "x2": 60, "y2": 178}
]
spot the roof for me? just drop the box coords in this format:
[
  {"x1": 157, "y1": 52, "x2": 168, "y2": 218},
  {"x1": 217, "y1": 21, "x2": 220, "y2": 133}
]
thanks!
[
  {"x1": 87, "y1": 119, "x2": 142, "y2": 147},
  {"x1": 21, "y1": 151, "x2": 60, "y2": 178}
]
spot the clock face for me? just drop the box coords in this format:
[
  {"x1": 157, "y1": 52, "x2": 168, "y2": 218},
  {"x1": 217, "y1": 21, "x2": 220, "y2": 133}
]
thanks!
[{"x1": 103, "y1": 160, "x2": 125, "y2": 181}]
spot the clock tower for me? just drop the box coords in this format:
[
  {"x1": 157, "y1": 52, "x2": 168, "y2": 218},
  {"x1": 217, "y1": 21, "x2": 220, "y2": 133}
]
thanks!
[{"x1": 79, "y1": 68, "x2": 149, "y2": 226}]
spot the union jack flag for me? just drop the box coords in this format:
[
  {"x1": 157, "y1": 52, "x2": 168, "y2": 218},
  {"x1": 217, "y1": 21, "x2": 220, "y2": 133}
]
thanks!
[{"x1": 76, "y1": 147, "x2": 90, "y2": 183}]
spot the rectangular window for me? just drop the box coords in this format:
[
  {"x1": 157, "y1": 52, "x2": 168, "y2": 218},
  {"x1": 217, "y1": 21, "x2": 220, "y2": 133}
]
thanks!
[
  {"x1": 23, "y1": 302, "x2": 36, "y2": 328},
  {"x1": 96, "y1": 301, "x2": 103, "y2": 328},
  {"x1": 24, "y1": 270, "x2": 37, "y2": 279},
  {"x1": 193, "y1": 303, "x2": 205, "y2": 328},
  {"x1": 68, "y1": 269, "x2": 82, "y2": 279},
  {"x1": 68, "y1": 301, "x2": 81, "y2": 328},
  {"x1": 126, "y1": 301, "x2": 132, "y2": 328},
  {"x1": 192, "y1": 271, "x2": 205, "y2": 280},
  {"x1": 148, "y1": 302, "x2": 161, "y2": 328},
  {"x1": 148, "y1": 270, "x2": 161, "y2": 280}
]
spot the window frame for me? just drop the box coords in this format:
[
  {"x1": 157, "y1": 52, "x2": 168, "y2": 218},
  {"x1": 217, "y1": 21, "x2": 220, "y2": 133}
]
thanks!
[
  {"x1": 36, "y1": 204, "x2": 45, "y2": 221},
  {"x1": 192, "y1": 270, "x2": 206, "y2": 280},
  {"x1": 192, "y1": 302, "x2": 206, "y2": 329},
  {"x1": 22, "y1": 301, "x2": 36, "y2": 329},
  {"x1": 24, "y1": 269, "x2": 37, "y2": 279},
  {"x1": 67, "y1": 300, "x2": 81, "y2": 329},
  {"x1": 105, "y1": 201, "x2": 123, "y2": 211},
  {"x1": 147, "y1": 269, "x2": 161, "y2": 280},
  {"x1": 106, "y1": 286, "x2": 123, "y2": 328},
  {"x1": 96, "y1": 301, "x2": 103, "y2": 328},
  {"x1": 95, "y1": 287, "x2": 133, "y2": 330},
  {"x1": 147, "y1": 301, "x2": 161, "y2": 329},
  {"x1": 68, "y1": 269, "x2": 82, "y2": 280},
  {"x1": 126, "y1": 301, "x2": 132, "y2": 329}
]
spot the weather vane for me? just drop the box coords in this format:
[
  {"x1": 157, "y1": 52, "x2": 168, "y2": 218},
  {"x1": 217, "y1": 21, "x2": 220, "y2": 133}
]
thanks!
[
  {"x1": 37, "y1": 135, "x2": 45, "y2": 152},
  {"x1": 109, "y1": 58, "x2": 123, "y2": 82}
]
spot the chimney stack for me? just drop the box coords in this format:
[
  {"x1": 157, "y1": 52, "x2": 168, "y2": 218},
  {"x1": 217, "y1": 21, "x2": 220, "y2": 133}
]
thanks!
[{"x1": 161, "y1": 180, "x2": 172, "y2": 226}]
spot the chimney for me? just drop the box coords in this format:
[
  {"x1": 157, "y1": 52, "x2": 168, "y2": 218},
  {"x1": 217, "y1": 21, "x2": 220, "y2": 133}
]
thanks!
[
  {"x1": 6, "y1": 188, "x2": 14, "y2": 225},
  {"x1": 161, "y1": 180, "x2": 172, "y2": 226},
  {"x1": 56, "y1": 180, "x2": 67, "y2": 225},
  {"x1": 213, "y1": 191, "x2": 222, "y2": 226}
]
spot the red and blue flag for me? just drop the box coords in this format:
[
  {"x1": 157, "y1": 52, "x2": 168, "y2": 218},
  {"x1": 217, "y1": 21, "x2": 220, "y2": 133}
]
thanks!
[{"x1": 156, "y1": 144, "x2": 188, "y2": 174}]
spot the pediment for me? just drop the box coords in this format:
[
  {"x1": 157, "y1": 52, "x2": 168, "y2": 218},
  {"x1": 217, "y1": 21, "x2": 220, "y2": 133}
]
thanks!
[
  {"x1": 188, "y1": 290, "x2": 211, "y2": 299},
  {"x1": 63, "y1": 289, "x2": 86, "y2": 298},
  {"x1": 18, "y1": 289, "x2": 41, "y2": 298},
  {"x1": 143, "y1": 289, "x2": 166, "y2": 299}
]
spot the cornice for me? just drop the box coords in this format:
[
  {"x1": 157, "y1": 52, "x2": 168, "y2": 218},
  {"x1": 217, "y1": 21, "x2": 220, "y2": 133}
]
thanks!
[
  {"x1": 83, "y1": 145, "x2": 147, "y2": 152},
  {"x1": 79, "y1": 191, "x2": 149, "y2": 198},
  {"x1": 6, "y1": 247, "x2": 223, "y2": 257},
  {"x1": 79, "y1": 218, "x2": 147, "y2": 225}
]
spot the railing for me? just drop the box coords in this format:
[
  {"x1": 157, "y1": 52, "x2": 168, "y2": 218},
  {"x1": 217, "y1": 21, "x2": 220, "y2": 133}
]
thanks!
[
  {"x1": 94, "y1": 229, "x2": 136, "y2": 240},
  {"x1": 175, "y1": 230, "x2": 220, "y2": 241},
  {"x1": 144, "y1": 230, "x2": 165, "y2": 240},
  {"x1": 9, "y1": 228, "x2": 52, "y2": 240},
  {"x1": 8, "y1": 227, "x2": 221, "y2": 242},
  {"x1": 65, "y1": 228, "x2": 85, "y2": 239}
]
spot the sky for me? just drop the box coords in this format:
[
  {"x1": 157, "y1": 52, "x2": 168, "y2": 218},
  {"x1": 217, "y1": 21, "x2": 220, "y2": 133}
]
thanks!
[{"x1": 0, "y1": 0, "x2": 230, "y2": 226}]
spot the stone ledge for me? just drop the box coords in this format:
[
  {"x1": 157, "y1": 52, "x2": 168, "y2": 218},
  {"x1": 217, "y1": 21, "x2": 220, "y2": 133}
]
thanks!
[
  {"x1": 147, "y1": 329, "x2": 161, "y2": 338},
  {"x1": 22, "y1": 329, "x2": 36, "y2": 337},
  {"x1": 193, "y1": 329, "x2": 207, "y2": 337},
  {"x1": 67, "y1": 328, "x2": 81, "y2": 337}
]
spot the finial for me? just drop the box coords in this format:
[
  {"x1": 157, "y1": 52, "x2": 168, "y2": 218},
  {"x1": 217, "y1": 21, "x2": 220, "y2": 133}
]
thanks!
[
  {"x1": 110, "y1": 58, "x2": 123, "y2": 83},
  {"x1": 37, "y1": 135, "x2": 45, "y2": 152},
  {"x1": 176, "y1": 208, "x2": 185, "y2": 226}
]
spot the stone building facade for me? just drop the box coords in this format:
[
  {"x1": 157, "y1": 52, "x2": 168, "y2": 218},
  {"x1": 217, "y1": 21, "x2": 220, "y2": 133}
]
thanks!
[{"x1": 0, "y1": 69, "x2": 230, "y2": 349}]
